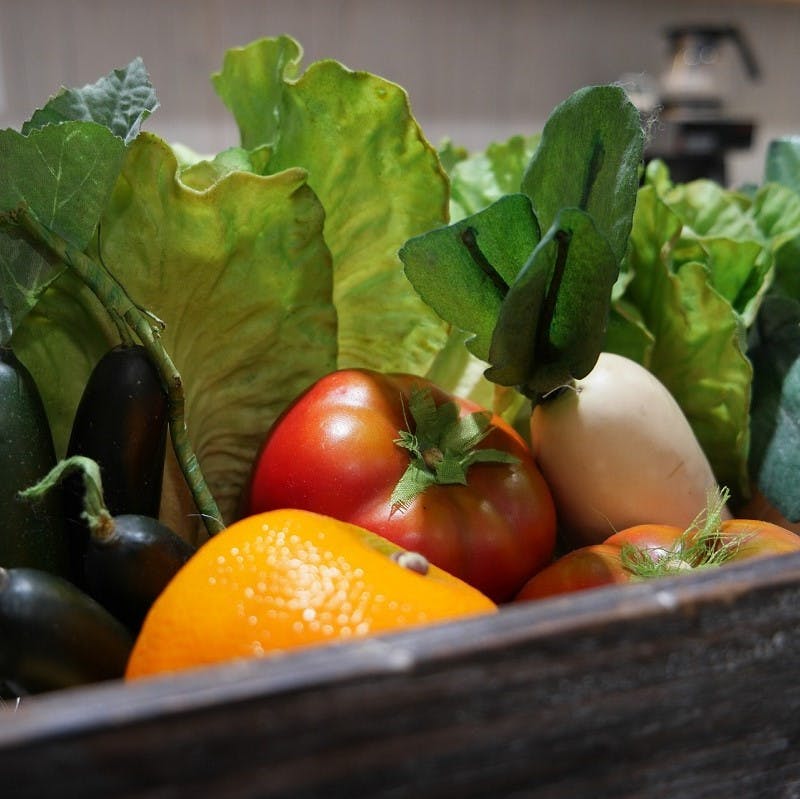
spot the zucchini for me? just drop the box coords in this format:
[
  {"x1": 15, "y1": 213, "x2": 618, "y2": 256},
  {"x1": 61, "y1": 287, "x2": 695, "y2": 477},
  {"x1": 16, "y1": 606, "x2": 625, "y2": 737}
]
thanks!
[
  {"x1": 0, "y1": 347, "x2": 69, "y2": 575},
  {"x1": 0, "y1": 567, "x2": 133, "y2": 694},
  {"x1": 64, "y1": 343, "x2": 169, "y2": 582}
]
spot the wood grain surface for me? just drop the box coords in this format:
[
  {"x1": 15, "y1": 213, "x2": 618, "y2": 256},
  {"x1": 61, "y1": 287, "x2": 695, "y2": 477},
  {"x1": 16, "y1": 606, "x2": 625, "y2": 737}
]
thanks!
[{"x1": 2, "y1": 550, "x2": 800, "y2": 798}]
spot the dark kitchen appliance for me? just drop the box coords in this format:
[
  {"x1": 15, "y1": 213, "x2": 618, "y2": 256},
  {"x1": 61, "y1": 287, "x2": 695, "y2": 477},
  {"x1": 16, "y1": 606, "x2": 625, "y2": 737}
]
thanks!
[{"x1": 646, "y1": 24, "x2": 760, "y2": 185}]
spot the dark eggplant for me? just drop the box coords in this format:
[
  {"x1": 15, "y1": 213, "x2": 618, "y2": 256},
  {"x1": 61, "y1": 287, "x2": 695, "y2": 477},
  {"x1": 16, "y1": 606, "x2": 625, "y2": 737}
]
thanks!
[
  {"x1": 21, "y1": 456, "x2": 195, "y2": 633},
  {"x1": 0, "y1": 567, "x2": 133, "y2": 694},
  {"x1": 0, "y1": 346, "x2": 69, "y2": 576},
  {"x1": 84, "y1": 513, "x2": 195, "y2": 632},
  {"x1": 64, "y1": 343, "x2": 168, "y2": 583}
]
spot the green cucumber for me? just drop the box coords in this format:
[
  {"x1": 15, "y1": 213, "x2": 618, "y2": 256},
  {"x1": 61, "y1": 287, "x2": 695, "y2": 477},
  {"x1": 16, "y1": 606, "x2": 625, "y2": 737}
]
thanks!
[{"x1": 0, "y1": 347, "x2": 69, "y2": 576}]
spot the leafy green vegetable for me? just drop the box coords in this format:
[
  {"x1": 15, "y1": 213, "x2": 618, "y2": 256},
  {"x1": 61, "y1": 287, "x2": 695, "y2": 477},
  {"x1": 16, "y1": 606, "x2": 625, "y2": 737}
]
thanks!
[
  {"x1": 2, "y1": 37, "x2": 455, "y2": 540},
  {"x1": 765, "y1": 137, "x2": 800, "y2": 191},
  {"x1": 211, "y1": 35, "x2": 450, "y2": 376},
  {"x1": 521, "y1": 85, "x2": 643, "y2": 263},
  {"x1": 401, "y1": 194, "x2": 540, "y2": 362},
  {"x1": 743, "y1": 137, "x2": 800, "y2": 520},
  {"x1": 612, "y1": 184, "x2": 753, "y2": 498},
  {"x1": 447, "y1": 134, "x2": 540, "y2": 222},
  {"x1": 643, "y1": 174, "x2": 773, "y2": 325},
  {"x1": 400, "y1": 85, "x2": 644, "y2": 403},
  {"x1": 0, "y1": 123, "x2": 126, "y2": 344},
  {"x1": 487, "y1": 208, "x2": 618, "y2": 397},
  {"x1": 10, "y1": 134, "x2": 337, "y2": 542},
  {"x1": 748, "y1": 294, "x2": 800, "y2": 521},
  {"x1": 0, "y1": 59, "x2": 157, "y2": 346},
  {"x1": 22, "y1": 58, "x2": 158, "y2": 144}
]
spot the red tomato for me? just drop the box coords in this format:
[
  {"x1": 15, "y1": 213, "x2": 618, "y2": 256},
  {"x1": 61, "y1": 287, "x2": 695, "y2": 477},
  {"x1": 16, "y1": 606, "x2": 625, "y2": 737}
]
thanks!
[
  {"x1": 242, "y1": 369, "x2": 557, "y2": 602},
  {"x1": 516, "y1": 518, "x2": 800, "y2": 602},
  {"x1": 514, "y1": 545, "x2": 631, "y2": 600},
  {"x1": 719, "y1": 519, "x2": 800, "y2": 561}
]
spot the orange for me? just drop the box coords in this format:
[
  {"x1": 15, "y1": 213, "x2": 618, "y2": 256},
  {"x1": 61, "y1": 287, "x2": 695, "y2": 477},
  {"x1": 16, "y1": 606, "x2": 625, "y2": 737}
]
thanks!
[{"x1": 125, "y1": 508, "x2": 496, "y2": 679}]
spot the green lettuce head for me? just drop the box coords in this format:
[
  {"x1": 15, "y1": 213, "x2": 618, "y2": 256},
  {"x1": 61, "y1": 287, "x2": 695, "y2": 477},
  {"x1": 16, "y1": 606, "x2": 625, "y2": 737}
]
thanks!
[{"x1": 6, "y1": 37, "x2": 450, "y2": 541}]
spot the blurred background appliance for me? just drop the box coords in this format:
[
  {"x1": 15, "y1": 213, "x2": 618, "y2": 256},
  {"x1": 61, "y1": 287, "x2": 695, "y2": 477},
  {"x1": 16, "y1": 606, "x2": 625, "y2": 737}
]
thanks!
[
  {"x1": 3, "y1": 0, "x2": 798, "y2": 189},
  {"x1": 645, "y1": 24, "x2": 761, "y2": 185}
]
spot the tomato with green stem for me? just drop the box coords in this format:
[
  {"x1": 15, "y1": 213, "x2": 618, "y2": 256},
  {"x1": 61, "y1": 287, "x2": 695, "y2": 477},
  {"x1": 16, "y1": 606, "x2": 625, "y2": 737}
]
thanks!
[
  {"x1": 515, "y1": 489, "x2": 800, "y2": 602},
  {"x1": 242, "y1": 368, "x2": 557, "y2": 603}
]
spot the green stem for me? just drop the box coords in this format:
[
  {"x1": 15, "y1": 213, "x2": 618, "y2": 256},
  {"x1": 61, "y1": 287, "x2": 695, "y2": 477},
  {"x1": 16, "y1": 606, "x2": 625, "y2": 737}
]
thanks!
[
  {"x1": 19, "y1": 455, "x2": 114, "y2": 540},
  {"x1": 12, "y1": 205, "x2": 224, "y2": 537}
]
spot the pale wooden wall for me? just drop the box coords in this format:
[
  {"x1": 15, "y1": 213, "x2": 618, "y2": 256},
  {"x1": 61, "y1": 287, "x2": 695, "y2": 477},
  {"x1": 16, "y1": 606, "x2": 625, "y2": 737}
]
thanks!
[{"x1": 1, "y1": 0, "x2": 799, "y2": 184}]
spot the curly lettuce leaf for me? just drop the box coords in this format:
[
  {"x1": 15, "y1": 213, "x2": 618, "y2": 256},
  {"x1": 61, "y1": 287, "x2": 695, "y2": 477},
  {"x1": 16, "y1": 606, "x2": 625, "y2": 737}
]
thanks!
[
  {"x1": 179, "y1": 146, "x2": 271, "y2": 190},
  {"x1": 10, "y1": 133, "x2": 337, "y2": 542},
  {"x1": 649, "y1": 176, "x2": 774, "y2": 324},
  {"x1": 615, "y1": 185, "x2": 752, "y2": 498},
  {"x1": 211, "y1": 35, "x2": 449, "y2": 375},
  {"x1": 447, "y1": 134, "x2": 540, "y2": 222}
]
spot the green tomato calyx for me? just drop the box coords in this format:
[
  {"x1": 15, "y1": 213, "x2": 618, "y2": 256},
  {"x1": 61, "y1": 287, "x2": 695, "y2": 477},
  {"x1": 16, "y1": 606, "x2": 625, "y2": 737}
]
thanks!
[
  {"x1": 390, "y1": 386, "x2": 519, "y2": 511},
  {"x1": 619, "y1": 486, "x2": 743, "y2": 580}
]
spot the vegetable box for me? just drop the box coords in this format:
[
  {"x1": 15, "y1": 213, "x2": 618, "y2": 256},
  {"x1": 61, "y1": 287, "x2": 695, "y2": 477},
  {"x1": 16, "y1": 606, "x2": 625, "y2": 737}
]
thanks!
[
  {"x1": 3, "y1": 550, "x2": 800, "y2": 798},
  {"x1": 4, "y1": 34, "x2": 800, "y2": 799}
]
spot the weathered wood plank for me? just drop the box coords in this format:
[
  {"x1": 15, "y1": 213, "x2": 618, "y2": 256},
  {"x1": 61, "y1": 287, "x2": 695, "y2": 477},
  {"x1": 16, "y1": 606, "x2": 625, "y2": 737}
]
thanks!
[{"x1": 2, "y1": 551, "x2": 800, "y2": 798}]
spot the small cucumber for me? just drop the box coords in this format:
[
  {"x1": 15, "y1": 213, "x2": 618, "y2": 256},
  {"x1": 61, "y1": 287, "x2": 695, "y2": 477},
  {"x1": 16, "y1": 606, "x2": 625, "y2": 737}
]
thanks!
[
  {"x1": 0, "y1": 567, "x2": 133, "y2": 694},
  {"x1": 64, "y1": 344, "x2": 169, "y2": 583},
  {"x1": 0, "y1": 347, "x2": 69, "y2": 576}
]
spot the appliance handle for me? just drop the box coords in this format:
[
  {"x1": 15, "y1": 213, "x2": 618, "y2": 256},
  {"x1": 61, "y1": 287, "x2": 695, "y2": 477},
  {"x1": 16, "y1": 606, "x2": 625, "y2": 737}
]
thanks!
[{"x1": 726, "y1": 25, "x2": 761, "y2": 80}]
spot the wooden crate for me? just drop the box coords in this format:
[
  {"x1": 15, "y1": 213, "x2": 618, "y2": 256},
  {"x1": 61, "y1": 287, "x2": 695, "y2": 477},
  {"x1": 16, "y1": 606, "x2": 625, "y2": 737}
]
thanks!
[{"x1": 2, "y1": 551, "x2": 800, "y2": 798}]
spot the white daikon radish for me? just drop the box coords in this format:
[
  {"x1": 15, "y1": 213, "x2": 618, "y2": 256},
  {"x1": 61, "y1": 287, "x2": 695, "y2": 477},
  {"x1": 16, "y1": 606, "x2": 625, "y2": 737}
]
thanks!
[{"x1": 530, "y1": 352, "x2": 730, "y2": 548}]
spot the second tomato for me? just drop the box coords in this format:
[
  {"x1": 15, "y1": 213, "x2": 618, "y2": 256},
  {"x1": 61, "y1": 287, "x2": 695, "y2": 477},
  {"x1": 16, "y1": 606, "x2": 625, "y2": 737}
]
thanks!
[
  {"x1": 242, "y1": 369, "x2": 557, "y2": 602},
  {"x1": 515, "y1": 518, "x2": 800, "y2": 602}
]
